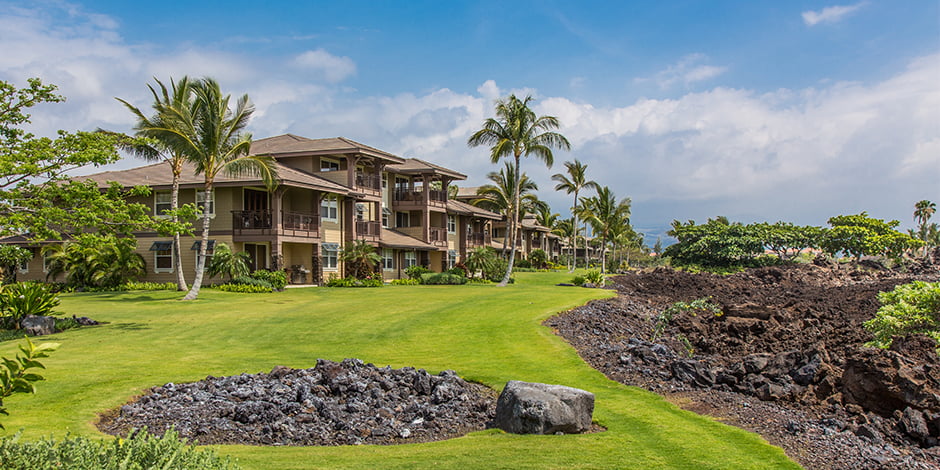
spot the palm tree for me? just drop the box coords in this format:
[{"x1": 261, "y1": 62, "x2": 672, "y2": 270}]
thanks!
[
  {"x1": 340, "y1": 239, "x2": 381, "y2": 279},
  {"x1": 468, "y1": 94, "x2": 570, "y2": 286},
  {"x1": 116, "y1": 77, "x2": 195, "y2": 291},
  {"x1": 579, "y1": 186, "x2": 632, "y2": 273},
  {"x1": 552, "y1": 159, "x2": 599, "y2": 272},
  {"x1": 464, "y1": 247, "x2": 496, "y2": 280},
  {"x1": 915, "y1": 200, "x2": 936, "y2": 229},
  {"x1": 134, "y1": 77, "x2": 278, "y2": 300},
  {"x1": 206, "y1": 242, "x2": 251, "y2": 281},
  {"x1": 472, "y1": 163, "x2": 541, "y2": 257},
  {"x1": 533, "y1": 204, "x2": 559, "y2": 230}
]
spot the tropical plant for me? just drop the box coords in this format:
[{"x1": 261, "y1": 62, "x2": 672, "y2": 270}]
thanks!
[
  {"x1": 528, "y1": 248, "x2": 549, "y2": 269},
  {"x1": 579, "y1": 186, "x2": 632, "y2": 273},
  {"x1": 463, "y1": 247, "x2": 496, "y2": 280},
  {"x1": 404, "y1": 265, "x2": 433, "y2": 280},
  {"x1": 0, "y1": 246, "x2": 31, "y2": 284},
  {"x1": 116, "y1": 76, "x2": 198, "y2": 291},
  {"x1": 131, "y1": 77, "x2": 278, "y2": 300},
  {"x1": 249, "y1": 269, "x2": 287, "y2": 290},
  {"x1": 583, "y1": 269, "x2": 606, "y2": 286},
  {"x1": 0, "y1": 282, "x2": 59, "y2": 329},
  {"x1": 41, "y1": 235, "x2": 146, "y2": 288},
  {"x1": 864, "y1": 281, "x2": 940, "y2": 348},
  {"x1": 914, "y1": 200, "x2": 937, "y2": 258},
  {"x1": 552, "y1": 159, "x2": 599, "y2": 272},
  {"x1": 419, "y1": 273, "x2": 468, "y2": 285},
  {"x1": 205, "y1": 243, "x2": 251, "y2": 281},
  {"x1": 468, "y1": 94, "x2": 570, "y2": 286},
  {"x1": 340, "y1": 239, "x2": 381, "y2": 279},
  {"x1": 0, "y1": 337, "x2": 58, "y2": 429},
  {"x1": 472, "y1": 163, "x2": 541, "y2": 256}
]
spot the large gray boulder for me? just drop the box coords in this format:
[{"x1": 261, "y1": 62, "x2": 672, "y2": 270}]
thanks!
[
  {"x1": 495, "y1": 380, "x2": 594, "y2": 434},
  {"x1": 21, "y1": 315, "x2": 56, "y2": 336}
]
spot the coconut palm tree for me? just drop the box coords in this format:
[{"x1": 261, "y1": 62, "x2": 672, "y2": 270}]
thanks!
[
  {"x1": 472, "y1": 163, "x2": 541, "y2": 257},
  {"x1": 915, "y1": 200, "x2": 936, "y2": 229},
  {"x1": 468, "y1": 94, "x2": 570, "y2": 286},
  {"x1": 579, "y1": 186, "x2": 632, "y2": 273},
  {"x1": 533, "y1": 204, "x2": 559, "y2": 230},
  {"x1": 552, "y1": 159, "x2": 599, "y2": 272},
  {"x1": 134, "y1": 77, "x2": 278, "y2": 300},
  {"x1": 340, "y1": 239, "x2": 381, "y2": 279},
  {"x1": 205, "y1": 242, "x2": 251, "y2": 281},
  {"x1": 116, "y1": 77, "x2": 196, "y2": 291}
]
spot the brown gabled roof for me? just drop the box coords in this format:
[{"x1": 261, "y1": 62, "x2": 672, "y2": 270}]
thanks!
[
  {"x1": 520, "y1": 215, "x2": 551, "y2": 232},
  {"x1": 251, "y1": 134, "x2": 405, "y2": 164},
  {"x1": 446, "y1": 200, "x2": 502, "y2": 220},
  {"x1": 386, "y1": 158, "x2": 466, "y2": 180},
  {"x1": 80, "y1": 161, "x2": 354, "y2": 195},
  {"x1": 379, "y1": 229, "x2": 438, "y2": 250},
  {"x1": 455, "y1": 186, "x2": 480, "y2": 200}
]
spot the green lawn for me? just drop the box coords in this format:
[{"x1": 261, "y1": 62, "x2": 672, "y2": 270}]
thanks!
[{"x1": 0, "y1": 272, "x2": 799, "y2": 469}]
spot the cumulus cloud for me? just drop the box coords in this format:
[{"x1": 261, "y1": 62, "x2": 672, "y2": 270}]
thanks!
[
  {"x1": 640, "y1": 53, "x2": 728, "y2": 90},
  {"x1": 802, "y1": 3, "x2": 867, "y2": 26},
  {"x1": 291, "y1": 49, "x2": 356, "y2": 83}
]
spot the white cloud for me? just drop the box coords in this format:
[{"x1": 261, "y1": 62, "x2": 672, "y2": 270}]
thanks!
[
  {"x1": 292, "y1": 49, "x2": 356, "y2": 83},
  {"x1": 641, "y1": 53, "x2": 728, "y2": 90},
  {"x1": 802, "y1": 3, "x2": 867, "y2": 26}
]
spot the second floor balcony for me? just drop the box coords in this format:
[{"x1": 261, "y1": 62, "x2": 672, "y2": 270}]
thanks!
[
  {"x1": 429, "y1": 227, "x2": 448, "y2": 247},
  {"x1": 355, "y1": 220, "x2": 381, "y2": 241},
  {"x1": 355, "y1": 173, "x2": 381, "y2": 193},
  {"x1": 468, "y1": 231, "x2": 492, "y2": 247},
  {"x1": 232, "y1": 210, "x2": 319, "y2": 239},
  {"x1": 392, "y1": 189, "x2": 447, "y2": 209}
]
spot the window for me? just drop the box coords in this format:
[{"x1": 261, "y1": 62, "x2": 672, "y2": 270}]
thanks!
[
  {"x1": 42, "y1": 251, "x2": 52, "y2": 273},
  {"x1": 322, "y1": 243, "x2": 339, "y2": 270},
  {"x1": 320, "y1": 158, "x2": 340, "y2": 172},
  {"x1": 448, "y1": 250, "x2": 457, "y2": 269},
  {"x1": 382, "y1": 173, "x2": 388, "y2": 189},
  {"x1": 196, "y1": 190, "x2": 215, "y2": 217},
  {"x1": 403, "y1": 251, "x2": 417, "y2": 268},
  {"x1": 382, "y1": 249, "x2": 395, "y2": 270},
  {"x1": 191, "y1": 240, "x2": 216, "y2": 270},
  {"x1": 447, "y1": 215, "x2": 456, "y2": 234},
  {"x1": 396, "y1": 211, "x2": 410, "y2": 228},
  {"x1": 355, "y1": 203, "x2": 366, "y2": 221},
  {"x1": 17, "y1": 255, "x2": 28, "y2": 274},
  {"x1": 382, "y1": 207, "x2": 391, "y2": 228},
  {"x1": 321, "y1": 195, "x2": 338, "y2": 222},
  {"x1": 154, "y1": 191, "x2": 172, "y2": 217},
  {"x1": 150, "y1": 241, "x2": 174, "y2": 273}
]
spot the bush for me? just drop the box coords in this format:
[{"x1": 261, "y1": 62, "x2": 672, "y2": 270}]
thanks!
[
  {"x1": 216, "y1": 283, "x2": 273, "y2": 293},
  {"x1": 324, "y1": 275, "x2": 383, "y2": 288},
  {"x1": 121, "y1": 281, "x2": 178, "y2": 291},
  {"x1": 419, "y1": 273, "x2": 468, "y2": 285},
  {"x1": 404, "y1": 265, "x2": 433, "y2": 280},
  {"x1": 250, "y1": 270, "x2": 287, "y2": 290},
  {"x1": 865, "y1": 281, "x2": 940, "y2": 348},
  {"x1": 483, "y1": 258, "x2": 512, "y2": 283},
  {"x1": 0, "y1": 428, "x2": 239, "y2": 469},
  {"x1": 571, "y1": 275, "x2": 586, "y2": 287},
  {"x1": 584, "y1": 269, "x2": 606, "y2": 286},
  {"x1": 389, "y1": 278, "x2": 420, "y2": 286},
  {"x1": 446, "y1": 265, "x2": 468, "y2": 277},
  {"x1": 515, "y1": 258, "x2": 532, "y2": 269},
  {"x1": 228, "y1": 276, "x2": 273, "y2": 289},
  {"x1": 528, "y1": 249, "x2": 548, "y2": 269},
  {"x1": 1, "y1": 282, "x2": 59, "y2": 329}
]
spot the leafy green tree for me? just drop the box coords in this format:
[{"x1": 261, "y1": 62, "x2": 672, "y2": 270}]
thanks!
[
  {"x1": 865, "y1": 281, "x2": 940, "y2": 348},
  {"x1": 0, "y1": 246, "x2": 32, "y2": 284},
  {"x1": 579, "y1": 186, "x2": 632, "y2": 273},
  {"x1": 820, "y1": 212, "x2": 922, "y2": 263},
  {"x1": 1, "y1": 78, "x2": 170, "y2": 241},
  {"x1": 340, "y1": 240, "x2": 381, "y2": 279},
  {"x1": 131, "y1": 77, "x2": 278, "y2": 300},
  {"x1": 527, "y1": 248, "x2": 549, "y2": 269},
  {"x1": 552, "y1": 159, "x2": 599, "y2": 272},
  {"x1": 116, "y1": 77, "x2": 198, "y2": 291},
  {"x1": 205, "y1": 243, "x2": 251, "y2": 281},
  {"x1": 653, "y1": 237, "x2": 663, "y2": 256},
  {"x1": 468, "y1": 94, "x2": 570, "y2": 286},
  {"x1": 0, "y1": 337, "x2": 58, "y2": 429},
  {"x1": 757, "y1": 222, "x2": 823, "y2": 261},
  {"x1": 663, "y1": 218, "x2": 765, "y2": 268}
]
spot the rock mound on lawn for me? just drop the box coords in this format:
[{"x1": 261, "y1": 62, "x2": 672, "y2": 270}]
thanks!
[{"x1": 100, "y1": 358, "x2": 497, "y2": 446}]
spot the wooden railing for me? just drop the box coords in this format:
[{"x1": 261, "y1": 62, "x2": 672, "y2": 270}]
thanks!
[
  {"x1": 232, "y1": 210, "x2": 272, "y2": 230},
  {"x1": 468, "y1": 232, "x2": 491, "y2": 246},
  {"x1": 232, "y1": 210, "x2": 319, "y2": 238},
  {"x1": 355, "y1": 220, "x2": 381, "y2": 238},
  {"x1": 282, "y1": 211, "x2": 318, "y2": 235},
  {"x1": 355, "y1": 173, "x2": 381, "y2": 191},
  {"x1": 429, "y1": 227, "x2": 447, "y2": 246},
  {"x1": 393, "y1": 189, "x2": 447, "y2": 205}
]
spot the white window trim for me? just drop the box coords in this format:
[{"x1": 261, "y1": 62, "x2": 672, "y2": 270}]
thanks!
[
  {"x1": 42, "y1": 252, "x2": 51, "y2": 274},
  {"x1": 322, "y1": 245, "x2": 339, "y2": 271},
  {"x1": 447, "y1": 215, "x2": 456, "y2": 234},
  {"x1": 382, "y1": 249, "x2": 395, "y2": 270},
  {"x1": 154, "y1": 247, "x2": 174, "y2": 273},
  {"x1": 404, "y1": 251, "x2": 417, "y2": 268},
  {"x1": 196, "y1": 189, "x2": 216, "y2": 218},
  {"x1": 321, "y1": 195, "x2": 339, "y2": 223},
  {"x1": 154, "y1": 191, "x2": 172, "y2": 218}
]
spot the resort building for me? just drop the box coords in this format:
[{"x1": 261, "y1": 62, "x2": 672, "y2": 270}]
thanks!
[{"x1": 7, "y1": 134, "x2": 504, "y2": 284}]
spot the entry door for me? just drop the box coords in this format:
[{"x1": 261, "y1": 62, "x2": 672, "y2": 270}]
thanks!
[
  {"x1": 244, "y1": 243, "x2": 268, "y2": 271},
  {"x1": 244, "y1": 189, "x2": 269, "y2": 211}
]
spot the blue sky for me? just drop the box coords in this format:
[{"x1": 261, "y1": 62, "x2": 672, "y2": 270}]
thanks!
[{"x1": 1, "y1": 0, "x2": 938, "y2": 241}]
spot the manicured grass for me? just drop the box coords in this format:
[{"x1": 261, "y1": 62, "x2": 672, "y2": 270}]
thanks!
[{"x1": 0, "y1": 273, "x2": 799, "y2": 469}]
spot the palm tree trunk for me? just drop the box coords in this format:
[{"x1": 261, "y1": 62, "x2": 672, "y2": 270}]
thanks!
[
  {"x1": 171, "y1": 172, "x2": 187, "y2": 291},
  {"x1": 570, "y1": 191, "x2": 578, "y2": 273},
  {"x1": 183, "y1": 183, "x2": 212, "y2": 300},
  {"x1": 499, "y1": 155, "x2": 521, "y2": 286}
]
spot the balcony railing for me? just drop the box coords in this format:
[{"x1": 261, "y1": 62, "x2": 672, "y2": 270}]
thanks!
[
  {"x1": 355, "y1": 220, "x2": 381, "y2": 239},
  {"x1": 468, "y1": 232, "x2": 491, "y2": 247},
  {"x1": 232, "y1": 210, "x2": 319, "y2": 238},
  {"x1": 429, "y1": 227, "x2": 447, "y2": 246},
  {"x1": 355, "y1": 173, "x2": 381, "y2": 191},
  {"x1": 393, "y1": 189, "x2": 447, "y2": 206}
]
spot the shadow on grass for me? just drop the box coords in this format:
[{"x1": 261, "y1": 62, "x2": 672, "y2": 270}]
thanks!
[{"x1": 110, "y1": 322, "x2": 151, "y2": 331}]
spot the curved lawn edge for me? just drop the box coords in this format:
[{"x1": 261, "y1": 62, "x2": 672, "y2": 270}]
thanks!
[{"x1": 0, "y1": 274, "x2": 799, "y2": 469}]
